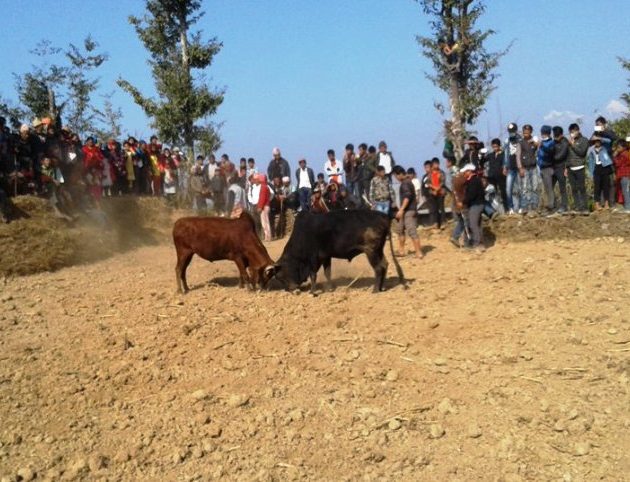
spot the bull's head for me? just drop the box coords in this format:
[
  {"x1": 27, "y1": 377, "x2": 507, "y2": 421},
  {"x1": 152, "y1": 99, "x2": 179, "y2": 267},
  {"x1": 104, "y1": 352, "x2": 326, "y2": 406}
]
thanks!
[{"x1": 260, "y1": 264, "x2": 282, "y2": 289}]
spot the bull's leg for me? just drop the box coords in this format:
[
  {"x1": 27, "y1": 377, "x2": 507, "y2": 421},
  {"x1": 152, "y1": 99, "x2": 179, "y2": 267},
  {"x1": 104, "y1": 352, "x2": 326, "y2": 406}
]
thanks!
[
  {"x1": 323, "y1": 258, "x2": 334, "y2": 292},
  {"x1": 248, "y1": 267, "x2": 259, "y2": 291},
  {"x1": 233, "y1": 257, "x2": 249, "y2": 289},
  {"x1": 367, "y1": 252, "x2": 388, "y2": 293},
  {"x1": 309, "y1": 271, "x2": 318, "y2": 295},
  {"x1": 176, "y1": 250, "x2": 194, "y2": 293}
]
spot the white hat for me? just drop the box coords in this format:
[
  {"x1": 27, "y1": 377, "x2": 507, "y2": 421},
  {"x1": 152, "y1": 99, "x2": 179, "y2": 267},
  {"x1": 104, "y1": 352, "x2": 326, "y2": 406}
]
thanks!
[
  {"x1": 626, "y1": 136, "x2": 630, "y2": 143},
  {"x1": 272, "y1": 147, "x2": 281, "y2": 156},
  {"x1": 460, "y1": 163, "x2": 476, "y2": 173},
  {"x1": 282, "y1": 176, "x2": 290, "y2": 183},
  {"x1": 594, "y1": 125, "x2": 604, "y2": 133},
  {"x1": 19, "y1": 124, "x2": 30, "y2": 133}
]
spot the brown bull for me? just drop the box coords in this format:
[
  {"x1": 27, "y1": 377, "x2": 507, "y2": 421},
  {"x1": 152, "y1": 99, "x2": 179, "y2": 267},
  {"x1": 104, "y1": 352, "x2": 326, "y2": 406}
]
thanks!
[{"x1": 173, "y1": 212, "x2": 275, "y2": 293}]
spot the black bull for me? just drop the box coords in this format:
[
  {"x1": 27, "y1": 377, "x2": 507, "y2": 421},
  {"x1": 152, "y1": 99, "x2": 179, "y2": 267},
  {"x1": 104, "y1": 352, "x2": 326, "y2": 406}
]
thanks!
[{"x1": 272, "y1": 210, "x2": 406, "y2": 293}]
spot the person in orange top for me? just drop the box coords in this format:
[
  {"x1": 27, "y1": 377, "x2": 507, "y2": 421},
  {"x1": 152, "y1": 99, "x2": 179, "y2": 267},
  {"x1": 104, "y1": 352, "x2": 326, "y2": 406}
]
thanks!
[
  {"x1": 614, "y1": 139, "x2": 630, "y2": 212},
  {"x1": 429, "y1": 157, "x2": 446, "y2": 229}
]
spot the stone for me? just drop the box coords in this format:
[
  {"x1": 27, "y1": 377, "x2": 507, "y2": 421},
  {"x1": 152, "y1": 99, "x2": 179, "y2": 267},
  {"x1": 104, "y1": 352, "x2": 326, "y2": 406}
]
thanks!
[
  {"x1": 68, "y1": 458, "x2": 89, "y2": 478},
  {"x1": 567, "y1": 409, "x2": 579, "y2": 420},
  {"x1": 191, "y1": 389, "x2": 210, "y2": 402},
  {"x1": 385, "y1": 370, "x2": 399, "y2": 382},
  {"x1": 467, "y1": 424, "x2": 482, "y2": 438},
  {"x1": 16, "y1": 468, "x2": 35, "y2": 481},
  {"x1": 226, "y1": 394, "x2": 250, "y2": 408},
  {"x1": 208, "y1": 425, "x2": 223, "y2": 438},
  {"x1": 429, "y1": 320, "x2": 440, "y2": 329},
  {"x1": 388, "y1": 419, "x2": 402, "y2": 431},
  {"x1": 288, "y1": 408, "x2": 304, "y2": 422},
  {"x1": 437, "y1": 398, "x2": 457, "y2": 415},
  {"x1": 553, "y1": 420, "x2": 566, "y2": 432},
  {"x1": 574, "y1": 442, "x2": 590, "y2": 456},
  {"x1": 345, "y1": 350, "x2": 360, "y2": 361},
  {"x1": 88, "y1": 454, "x2": 108, "y2": 472},
  {"x1": 434, "y1": 358, "x2": 447, "y2": 366},
  {"x1": 428, "y1": 424, "x2": 445, "y2": 439}
]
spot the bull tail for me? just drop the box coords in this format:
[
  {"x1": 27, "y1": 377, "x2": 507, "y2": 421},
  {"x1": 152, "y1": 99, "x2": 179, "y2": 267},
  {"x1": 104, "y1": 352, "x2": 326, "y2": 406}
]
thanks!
[{"x1": 388, "y1": 230, "x2": 407, "y2": 289}]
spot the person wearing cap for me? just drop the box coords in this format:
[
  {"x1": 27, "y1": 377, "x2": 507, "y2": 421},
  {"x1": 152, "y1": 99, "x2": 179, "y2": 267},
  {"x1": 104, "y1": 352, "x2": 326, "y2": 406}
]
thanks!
[
  {"x1": 377, "y1": 141, "x2": 395, "y2": 176},
  {"x1": 270, "y1": 176, "x2": 288, "y2": 239},
  {"x1": 295, "y1": 159, "x2": 314, "y2": 212},
  {"x1": 502, "y1": 123, "x2": 524, "y2": 215},
  {"x1": 566, "y1": 124, "x2": 589, "y2": 214},
  {"x1": 537, "y1": 125, "x2": 557, "y2": 215},
  {"x1": 462, "y1": 163, "x2": 485, "y2": 250},
  {"x1": 267, "y1": 147, "x2": 290, "y2": 181},
  {"x1": 459, "y1": 136, "x2": 482, "y2": 169},
  {"x1": 587, "y1": 134, "x2": 614, "y2": 210},
  {"x1": 324, "y1": 149, "x2": 343, "y2": 185},
  {"x1": 393, "y1": 165, "x2": 423, "y2": 259},
  {"x1": 614, "y1": 139, "x2": 630, "y2": 212}
]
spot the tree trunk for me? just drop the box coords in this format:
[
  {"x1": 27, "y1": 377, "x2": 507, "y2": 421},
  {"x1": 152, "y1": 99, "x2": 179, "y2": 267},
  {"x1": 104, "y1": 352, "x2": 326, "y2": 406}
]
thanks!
[
  {"x1": 448, "y1": 76, "x2": 465, "y2": 160},
  {"x1": 180, "y1": 24, "x2": 195, "y2": 160},
  {"x1": 47, "y1": 86, "x2": 57, "y2": 121}
]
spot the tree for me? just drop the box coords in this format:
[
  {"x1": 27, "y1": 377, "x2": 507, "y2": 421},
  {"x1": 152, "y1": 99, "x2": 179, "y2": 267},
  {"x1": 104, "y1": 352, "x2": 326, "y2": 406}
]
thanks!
[
  {"x1": 194, "y1": 121, "x2": 223, "y2": 157},
  {"x1": 118, "y1": 0, "x2": 224, "y2": 158},
  {"x1": 14, "y1": 37, "x2": 107, "y2": 135},
  {"x1": 64, "y1": 36, "x2": 108, "y2": 137},
  {"x1": 416, "y1": 0, "x2": 510, "y2": 159},
  {"x1": 94, "y1": 92, "x2": 124, "y2": 141},
  {"x1": 611, "y1": 57, "x2": 630, "y2": 139},
  {"x1": 0, "y1": 95, "x2": 28, "y2": 129}
]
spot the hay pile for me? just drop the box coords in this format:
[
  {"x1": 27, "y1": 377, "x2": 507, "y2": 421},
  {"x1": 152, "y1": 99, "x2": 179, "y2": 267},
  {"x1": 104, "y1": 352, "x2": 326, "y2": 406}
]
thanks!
[{"x1": 0, "y1": 196, "x2": 172, "y2": 277}]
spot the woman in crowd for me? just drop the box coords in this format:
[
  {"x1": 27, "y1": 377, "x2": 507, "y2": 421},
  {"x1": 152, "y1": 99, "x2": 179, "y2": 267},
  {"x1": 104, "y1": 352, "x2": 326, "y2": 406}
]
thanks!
[
  {"x1": 82, "y1": 136, "x2": 104, "y2": 205},
  {"x1": 163, "y1": 157, "x2": 178, "y2": 204},
  {"x1": 587, "y1": 134, "x2": 614, "y2": 210},
  {"x1": 256, "y1": 174, "x2": 272, "y2": 242}
]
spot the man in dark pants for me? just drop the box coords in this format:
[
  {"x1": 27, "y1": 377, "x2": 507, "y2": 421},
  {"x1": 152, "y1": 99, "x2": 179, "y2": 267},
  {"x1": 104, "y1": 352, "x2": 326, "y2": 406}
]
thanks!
[
  {"x1": 463, "y1": 163, "x2": 486, "y2": 251},
  {"x1": 295, "y1": 158, "x2": 314, "y2": 212},
  {"x1": 566, "y1": 123, "x2": 589, "y2": 213},
  {"x1": 484, "y1": 138, "x2": 508, "y2": 213},
  {"x1": 551, "y1": 125, "x2": 569, "y2": 214}
]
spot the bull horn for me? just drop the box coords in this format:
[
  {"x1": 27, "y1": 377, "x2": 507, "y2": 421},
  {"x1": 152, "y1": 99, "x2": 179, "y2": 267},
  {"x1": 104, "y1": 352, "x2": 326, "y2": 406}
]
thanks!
[{"x1": 264, "y1": 265, "x2": 276, "y2": 276}]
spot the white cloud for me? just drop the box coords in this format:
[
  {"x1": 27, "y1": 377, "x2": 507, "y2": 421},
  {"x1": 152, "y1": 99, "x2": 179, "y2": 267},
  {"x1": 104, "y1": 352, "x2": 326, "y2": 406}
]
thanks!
[
  {"x1": 606, "y1": 99, "x2": 629, "y2": 116},
  {"x1": 543, "y1": 110, "x2": 585, "y2": 125}
]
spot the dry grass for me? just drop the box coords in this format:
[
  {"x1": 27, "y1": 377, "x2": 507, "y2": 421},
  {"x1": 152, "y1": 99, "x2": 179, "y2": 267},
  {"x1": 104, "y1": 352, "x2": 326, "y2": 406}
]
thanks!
[{"x1": 0, "y1": 196, "x2": 172, "y2": 277}]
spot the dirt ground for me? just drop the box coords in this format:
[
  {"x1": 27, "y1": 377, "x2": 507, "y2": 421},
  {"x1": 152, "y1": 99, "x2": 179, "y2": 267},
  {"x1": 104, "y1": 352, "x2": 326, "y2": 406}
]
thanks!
[{"x1": 1, "y1": 211, "x2": 630, "y2": 481}]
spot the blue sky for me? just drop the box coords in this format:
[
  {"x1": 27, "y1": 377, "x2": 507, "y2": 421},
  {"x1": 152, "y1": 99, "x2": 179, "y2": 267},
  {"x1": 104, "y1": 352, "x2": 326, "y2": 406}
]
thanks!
[{"x1": 1, "y1": 0, "x2": 628, "y2": 171}]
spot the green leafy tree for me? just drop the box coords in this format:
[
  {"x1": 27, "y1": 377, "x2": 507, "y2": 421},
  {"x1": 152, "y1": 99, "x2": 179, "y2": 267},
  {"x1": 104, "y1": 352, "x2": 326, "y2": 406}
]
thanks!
[
  {"x1": 14, "y1": 37, "x2": 107, "y2": 135},
  {"x1": 118, "y1": 0, "x2": 224, "y2": 158},
  {"x1": 94, "y1": 92, "x2": 124, "y2": 141},
  {"x1": 611, "y1": 57, "x2": 630, "y2": 139},
  {"x1": 64, "y1": 36, "x2": 108, "y2": 137},
  {"x1": 415, "y1": 0, "x2": 510, "y2": 159},
  {"x1": 194, "y1": 121, "x2": 223, "y2": 157},
  {"x1": 0, "y1": 95, "x2": 28, "y2": 129}
]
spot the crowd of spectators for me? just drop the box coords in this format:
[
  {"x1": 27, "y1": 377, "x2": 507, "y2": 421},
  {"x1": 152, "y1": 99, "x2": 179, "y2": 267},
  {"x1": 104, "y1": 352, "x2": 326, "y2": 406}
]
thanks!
[{"x1": 1, "y1": 114, "x2": 629, "y2": 254}]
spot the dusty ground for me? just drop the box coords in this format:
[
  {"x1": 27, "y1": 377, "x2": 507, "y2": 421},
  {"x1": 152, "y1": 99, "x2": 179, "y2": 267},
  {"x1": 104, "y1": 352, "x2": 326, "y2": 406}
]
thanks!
[{"x1": 1, "y1": 213, "x2": 630, "y2": 481}]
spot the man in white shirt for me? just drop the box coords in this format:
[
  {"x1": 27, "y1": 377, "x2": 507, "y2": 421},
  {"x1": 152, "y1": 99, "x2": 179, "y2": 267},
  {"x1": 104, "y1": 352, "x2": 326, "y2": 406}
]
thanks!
[
  {"x1": 377, "y1": 141, "x2": 396, "y2": 176},
  {"x1": 295, "y1": 158, "x2": 314, "y2": 211},
  {"x1": 324, "y1": 149, "x2": 343, "y2": 184}
]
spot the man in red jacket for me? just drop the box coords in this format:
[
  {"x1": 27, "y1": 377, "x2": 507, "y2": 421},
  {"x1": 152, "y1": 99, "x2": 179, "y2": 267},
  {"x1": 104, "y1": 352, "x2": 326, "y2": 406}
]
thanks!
[{"x1": 256, "y1": 174, "x2": 272, "y2": 241}]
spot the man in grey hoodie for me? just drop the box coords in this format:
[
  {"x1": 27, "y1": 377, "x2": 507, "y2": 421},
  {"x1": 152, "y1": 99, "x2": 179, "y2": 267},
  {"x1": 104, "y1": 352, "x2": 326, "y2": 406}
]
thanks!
[{"x1": 566, "y1": 123, "x2": 589, "y2": 213}]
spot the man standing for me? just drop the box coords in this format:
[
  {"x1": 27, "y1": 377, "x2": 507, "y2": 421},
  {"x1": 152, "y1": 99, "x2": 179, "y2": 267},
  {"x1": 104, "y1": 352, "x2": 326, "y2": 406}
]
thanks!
[
  {"x1": 295, "y1": 158, "x2": 314, "y2": 211},
  {"x1": 343, "y1": 143, "x2": 362, "y2": 198},
  {"x1": 520, "y1": 125, "x2": 539, "y2": 215},
  {"x1": 369, "y1": 165, "x2": 394, "y2": 214},
  {"x1": 393, "y1": 166, "x2": 423, "y2": 259},
  {"x1": 485, "y1": 138, "x2": 508, "y2": 213},
  {"x1": 428, "y1": 158, "x2": 446, "y2": 229},
  {"x1": 595, "y1": 116, "x2": 618, "y2": 207},
  {"x1": 537, "y1": 125, "x2": 557, "y2": 215},
  {"x1": 267, "y1": 147, "x2": 290, "y2": 181},
  {"x1": 377, "y1": 141, "x2": 395, "y2": 176},
  {"x1": 362, "y1": 145, "x2": 379, "y2": 201},
  {"x1": 502, "y1": 123, "x2": 523, "y2": 215},
  {"x1": 324, "y1": 149, "x2": 343, "y2": 184},
  {"x1": 449, "y1": 165, "x2": 471, "y2": 248},
  {"x1": 566, "y1": 123, "x2": 589, "y2": 214},
  {"x1": 551, "y1": 126, "x2": 569, "y2": 214},
  {"x1": 463, "y1": 163, "x2": 485, "y2": 251}
]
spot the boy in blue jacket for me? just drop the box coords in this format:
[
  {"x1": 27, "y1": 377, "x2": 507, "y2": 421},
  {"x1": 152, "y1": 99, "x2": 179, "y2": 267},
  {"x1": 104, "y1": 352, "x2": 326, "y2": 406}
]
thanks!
[{"x1": 537, "y1": 125, "x2": 556, "y2": 214}]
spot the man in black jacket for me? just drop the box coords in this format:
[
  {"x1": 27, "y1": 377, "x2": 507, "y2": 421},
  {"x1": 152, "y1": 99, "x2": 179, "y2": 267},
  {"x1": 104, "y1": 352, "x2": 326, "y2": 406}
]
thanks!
[
  {"x1": 484, "y1": 138, "x2": 507, "y2": 212},
  {"x1": 295, "y1": 158, "x2": 315, "y2": 211},
  {"x1": 549, "y1": 126, "x2": 569, "y2": 214},
  {"x1": 463, "y1": 163, "x2": 485, "y2": 250},
  {"x1": 566, "y1": 124, "x2": 589, "y2": 213},
  {"x1": 267, "y1": 147, "x2": 290, "y2": 181}
]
